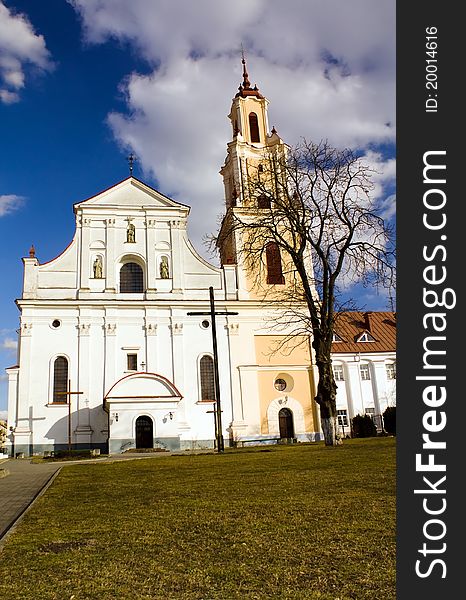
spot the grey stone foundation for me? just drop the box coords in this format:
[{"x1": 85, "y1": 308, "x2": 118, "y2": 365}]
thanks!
[
  {"x1": 6, "y1": 442, "x2": 108, "y2": 458},
  {"x1": 109, "y1": 436, "x2": 183, "y2": 454}
]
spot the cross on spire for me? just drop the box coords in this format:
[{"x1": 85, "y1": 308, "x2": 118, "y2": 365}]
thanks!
[{"x1": 127, "y1": 153, "x2": 136, "y2": 176}]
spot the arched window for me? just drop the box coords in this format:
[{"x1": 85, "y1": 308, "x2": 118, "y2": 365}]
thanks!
[
  {"x1": 199, "y1": 355, "x2": 215, "y2": 401},
  {"x1": 249, "y1": 112, "x2": 260, "y2": 143},
  {"x1": 120, "y1": 262, "x2": 144, "y2": 293},
  {"x1": 53, "y1": 356, "x2": 68, "y2": 403},
  {"x1": 266, "y1": 242, "x2": 285, "y2": 284}
]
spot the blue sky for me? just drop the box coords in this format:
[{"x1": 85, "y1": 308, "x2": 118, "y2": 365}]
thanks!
[{"x1": 0, "y1": 0, "x2": 395, "y2": 415}]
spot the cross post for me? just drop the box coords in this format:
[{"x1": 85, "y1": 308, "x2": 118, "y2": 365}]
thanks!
[
  {"x1": 56, "y1": 379, "x2": 84, "y2": 451},
  {"x1": 187, "y1": 286, "x2": 238, "y2": 453}
]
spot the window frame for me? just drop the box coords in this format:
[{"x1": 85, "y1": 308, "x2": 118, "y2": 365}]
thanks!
[
  {"x1": 198, "y1": 354, "x2": 216, "y2": 402},
  {"x1": 337, "y1": 409, "x2": 348, "y2": 427},
  {"x1": 52, "y1": 356, "x2": 69, "y2": 404},
  {"x1": 356, "y1": 331, "x2": 376, "y2": 342},
  {"x1": 119, "y1": 261, "x2": 144, "y2": 293},
  {"x1": 359, "y1": 364, "x2": 371, "y2": 380},
  {"x1": 386, "y1": 362, "x2": 396, "y2": 380},
  {"x1": 127, "y1": 353, "x2": 138, "y2": 372},
  {"x1": 333, "y1": 364, "x2": 345, "y2": 381}
]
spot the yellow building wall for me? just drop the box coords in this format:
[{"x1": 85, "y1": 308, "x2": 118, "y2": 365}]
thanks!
[{"x1": 254, "y1": 335, "x2": 318, "y2": 435}]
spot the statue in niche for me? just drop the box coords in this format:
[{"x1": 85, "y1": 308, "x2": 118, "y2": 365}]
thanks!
[
  {"x1": 160, "y1": 256, "x2": 170, "y2": 279},
  {"x1": 93, "y1": 256, "x2": 103, "y2": 279},
  {"x1": 127, "y1": 222, "x2": 136, "y2": 243}
]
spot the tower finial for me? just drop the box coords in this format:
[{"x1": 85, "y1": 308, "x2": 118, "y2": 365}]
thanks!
[{"x1": 240, "y1": 43, "x2": 250, "y2": 89}]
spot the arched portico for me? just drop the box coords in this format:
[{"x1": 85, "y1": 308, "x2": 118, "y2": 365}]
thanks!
[
  {"x1": 267, "y1": 397, "x2": 305, "y2": 436},
  {"x1": 104, "y1": 372, "x2": 182, "y2": 453}
]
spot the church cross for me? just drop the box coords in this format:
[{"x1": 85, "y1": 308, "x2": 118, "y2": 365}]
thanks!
[
  {"x1": 127, "y1": 153, "x2": 136, "y2": 176},
  {"x1": 187, "y1": 286, "x2": 238, "y2": 453}
]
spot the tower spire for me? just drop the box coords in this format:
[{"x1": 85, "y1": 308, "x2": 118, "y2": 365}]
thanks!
[
  {"x1": 235, "y1": 48, "x2": 263, "y2": 99},
  {"x1": 241, "y1": 44, "x2": 250, "y2": 90}
]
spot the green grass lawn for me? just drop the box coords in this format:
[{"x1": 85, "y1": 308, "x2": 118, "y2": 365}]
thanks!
[{"x1": 0, "y1": 438, "x2": 395, "y2": 600}]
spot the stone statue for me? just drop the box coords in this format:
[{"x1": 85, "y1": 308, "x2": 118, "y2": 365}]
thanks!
[
  {"x1": 93, "y1": 256, "x2": 103, "y2": 279},
  {"x1": 127, "y1": 222, "x2": 136, "y2": 243},
  {"x1": 160, "y1": 256, "x2": 170, "y2": 279}
]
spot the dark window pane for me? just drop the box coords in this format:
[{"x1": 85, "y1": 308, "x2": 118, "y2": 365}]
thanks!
[
  {"x1": 200, "y1": 355, "x2": 215, "y2": 401},
  {"x1": 266, "y1": 242, "x2": 285, "y2": 284},
  {"x1": 53, "y1": 356, "x2": 68, "y2": 403},
  {"x1": 249, "y1": 112, "x2": 260, "y2": 143},
  {"x1": 127, "y1": 354, "x2": 137, "y2": 371},
  {"x1": 120, "y1": 262, "x2": 144, "y2": 293},
  {"x1": 257, "y1": 194, "x2": 271, "y2": 209}
]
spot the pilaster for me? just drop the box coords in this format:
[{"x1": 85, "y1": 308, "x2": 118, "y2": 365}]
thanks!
[
  {"x1": 371, "y1": 360, "x2": 387, "y2": 422},
  {"x1": 144, "y1": 318, "x2": 158, "y2": 373},
  {"x1": 103, "y1": 320, "x2": 118, "y2": 395},
  {"x1": 225, "y1": 321, "x2": 247, "y2": 433},
  {"x1": 22, "y1": 257, "x2": 39, "y2": 299},
  {"x1": 170, "y1": 318, "x2": 188, "y2": 428},
  {"x1": 75, "y1": 321, "x2": 93, "y2": 442},
  {"x1": 169, "y1": 221, "x2": 184, "y2": 292},
  {"x1": 145, "y1": 217, "x2": 157, "y2": 294},
  {"x1": 79, "y1": 217, "x2": 91, "y2": 291},
  {"x1": 346, "y1": 362, "x2": 364, "y2": 416},
  {"x1": 14, "y1": 322, "x2": 33, "y2": 433},
  {"x1": 105, "y1": 218, "x2": 116, "y2": 293}
]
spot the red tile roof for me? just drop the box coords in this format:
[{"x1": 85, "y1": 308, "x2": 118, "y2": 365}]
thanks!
[{"x1": 332, "y1": 311, "x2": 396, "y2": 353}]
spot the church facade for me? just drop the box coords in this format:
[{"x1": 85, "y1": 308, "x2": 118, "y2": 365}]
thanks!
[{"x1": 6, "y1": 62, "x2": 322, "y2": 456}]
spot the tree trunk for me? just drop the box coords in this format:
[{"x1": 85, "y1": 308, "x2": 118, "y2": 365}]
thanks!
[
  {"x1": 320, "y1": 414, "x2": 341, "y2": 446},
  {"x1": 314, "y1": 352, "x2": 341, "y2": 446},
  {"x1": 317, "y1": 400, "x2": 341, "y2": 446}
]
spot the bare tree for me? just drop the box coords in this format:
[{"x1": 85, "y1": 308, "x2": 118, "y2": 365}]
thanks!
[{"x1": 216, "y1": 139, "x2": 395, "y2": 446}]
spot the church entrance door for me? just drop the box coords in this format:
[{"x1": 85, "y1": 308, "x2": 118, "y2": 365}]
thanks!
[
  {"x1": 135, "y1": 415, "x2": 153, "y2": 449},
  {"x1": 278, "y1": 408, "x2": 294, "y2": 439}
]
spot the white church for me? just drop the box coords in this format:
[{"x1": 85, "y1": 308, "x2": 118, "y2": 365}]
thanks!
[
  {"x1": 6, "y1": 61, "x2": 323, "y2": 456},
  {"x1": 5, "y1": 61, "x2": 397, "y2": 456}
]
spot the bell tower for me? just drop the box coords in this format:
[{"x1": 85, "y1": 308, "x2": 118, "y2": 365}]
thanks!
[{"x1": 220, "y1": 56, "x2": 287, "y2": 212}]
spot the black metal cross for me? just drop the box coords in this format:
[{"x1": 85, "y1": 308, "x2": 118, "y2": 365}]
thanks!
[
  {"x1": 187, "y1": 286, "x2": 238, "y2": 453},
  {"x1": 127, "y1": 153, "x2": 136, "y2": 175}
]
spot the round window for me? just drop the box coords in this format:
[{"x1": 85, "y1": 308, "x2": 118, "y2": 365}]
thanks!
[
  {"x1": 274, "y1": 373, "x2": 294, "y2": 393},
  {"x1": 51, "y1": 319, "x2": 61, "y2": 329},
  {"x1": 274, "y1": 378, "x2": 287, "y2": 392},
  {"x1": 201, "y1": 320, "x2": 210, "y2": 329}
]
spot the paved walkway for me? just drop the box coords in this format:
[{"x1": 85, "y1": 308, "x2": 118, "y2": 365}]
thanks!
[{"x1": 0, "y1": 459, "x2": 61, "y2": 540}]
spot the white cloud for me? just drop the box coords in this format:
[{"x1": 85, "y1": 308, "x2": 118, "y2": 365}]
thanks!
[
  {"x1": 2, "y1": 338, "x2": 17, "y2": 351},
  {"x1": 70, "y1": 0, "x2": 395, "y2": 256},
  {"x1": 363, "y1": 151, "x2": 396, "y2": 219},
  {"x1": 0, "y1": 194, "x2": 24, "y2": 217},
  {"x1": 0, "y1": 1, "x2": 52, "y2": 103},
  {"x1": 0, "y1": 88, "x2": 18, "y2": 103}
]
